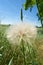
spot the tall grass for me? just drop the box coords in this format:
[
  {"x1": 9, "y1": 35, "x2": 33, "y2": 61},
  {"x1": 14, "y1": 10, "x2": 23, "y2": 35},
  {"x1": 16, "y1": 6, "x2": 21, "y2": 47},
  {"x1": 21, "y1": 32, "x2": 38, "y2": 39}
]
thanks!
[{"x1": 0, "y1": 25, "x2": 43, "y2": 65}]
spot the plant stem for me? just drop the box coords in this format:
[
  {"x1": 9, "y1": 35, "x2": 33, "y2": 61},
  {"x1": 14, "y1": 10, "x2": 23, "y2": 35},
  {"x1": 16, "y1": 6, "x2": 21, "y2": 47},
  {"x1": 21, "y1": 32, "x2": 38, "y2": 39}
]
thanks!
[{"x1": 21, "y1": 39, "x2": 26, "y2": 65}]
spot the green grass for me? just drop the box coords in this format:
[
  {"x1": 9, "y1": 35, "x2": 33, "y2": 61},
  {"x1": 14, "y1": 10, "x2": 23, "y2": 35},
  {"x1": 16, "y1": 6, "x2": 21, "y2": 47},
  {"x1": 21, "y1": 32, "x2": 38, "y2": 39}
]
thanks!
[
  {"x1": 0, "y1": 25, "x2": 43, "y2": 65},
  {"x1": 0, "y1": 25, "x2": 13, "y2": 65}
]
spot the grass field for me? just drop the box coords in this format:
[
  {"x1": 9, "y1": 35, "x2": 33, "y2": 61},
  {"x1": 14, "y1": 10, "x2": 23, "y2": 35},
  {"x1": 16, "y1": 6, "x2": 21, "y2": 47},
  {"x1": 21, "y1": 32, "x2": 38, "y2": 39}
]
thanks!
[{"x1": 0, "y1": 25, "x2": 43, "y2": 65}]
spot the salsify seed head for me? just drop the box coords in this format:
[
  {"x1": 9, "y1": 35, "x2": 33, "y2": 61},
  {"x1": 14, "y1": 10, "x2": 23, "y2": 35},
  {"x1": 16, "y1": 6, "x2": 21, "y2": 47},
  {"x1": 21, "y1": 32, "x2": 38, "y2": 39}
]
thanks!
[{"x1": 5, "y1": 22, "x2": 37, "y2": 46}]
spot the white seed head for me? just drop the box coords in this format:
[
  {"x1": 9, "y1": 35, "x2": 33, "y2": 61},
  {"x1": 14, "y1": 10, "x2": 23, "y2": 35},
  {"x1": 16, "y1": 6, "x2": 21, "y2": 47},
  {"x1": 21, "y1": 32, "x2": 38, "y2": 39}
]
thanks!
[{"x1": 6, "y1": 22, "x2": 37, "y2": 46}]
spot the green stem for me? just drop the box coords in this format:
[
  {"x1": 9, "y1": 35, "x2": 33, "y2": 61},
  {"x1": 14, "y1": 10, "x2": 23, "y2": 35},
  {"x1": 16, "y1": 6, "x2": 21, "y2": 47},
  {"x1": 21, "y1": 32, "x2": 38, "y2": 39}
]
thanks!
[
  {"x1": 21, "y1": 8, "x2": 23, "y2": 22},
  {"x1": 21, "y1": 39, "x2": 26, "y2": 65}
]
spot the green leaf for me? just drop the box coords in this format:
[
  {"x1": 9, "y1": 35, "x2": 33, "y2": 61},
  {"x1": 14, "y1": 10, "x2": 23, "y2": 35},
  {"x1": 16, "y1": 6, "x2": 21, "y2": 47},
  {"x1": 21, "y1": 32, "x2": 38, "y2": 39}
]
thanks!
[
  {"x1": 0, "y1": 46, "x2": 4, "y2": 50},
  {"x1": 8, "y1": 57, "x2": 13, "y2": 65},
  {"x1": 0, "y1": 54, "x2": 2, "y2": 57}
]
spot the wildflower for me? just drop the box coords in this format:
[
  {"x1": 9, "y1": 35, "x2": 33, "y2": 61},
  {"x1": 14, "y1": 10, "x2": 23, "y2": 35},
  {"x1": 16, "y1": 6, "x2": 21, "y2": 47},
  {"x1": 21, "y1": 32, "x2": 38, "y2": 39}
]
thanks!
[{"x1": 6, "y1": 22, "x2": 37, "y2": 46}]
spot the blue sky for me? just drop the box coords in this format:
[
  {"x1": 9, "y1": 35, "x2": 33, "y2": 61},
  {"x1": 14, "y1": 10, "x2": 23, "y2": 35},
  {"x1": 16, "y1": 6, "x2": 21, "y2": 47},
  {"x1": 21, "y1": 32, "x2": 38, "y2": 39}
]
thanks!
[{"x1": 0, "y1": 0, "x2": 41, "y2": 26}]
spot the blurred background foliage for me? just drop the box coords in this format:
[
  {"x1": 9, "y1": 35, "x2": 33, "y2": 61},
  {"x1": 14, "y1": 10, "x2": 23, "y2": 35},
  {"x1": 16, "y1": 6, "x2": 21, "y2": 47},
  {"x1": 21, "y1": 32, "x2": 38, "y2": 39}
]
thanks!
[{"x1": 23, "y1": 0, "x2": 43, "y2": 27}]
